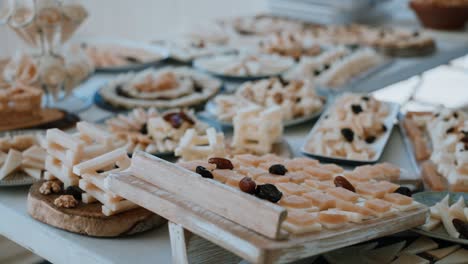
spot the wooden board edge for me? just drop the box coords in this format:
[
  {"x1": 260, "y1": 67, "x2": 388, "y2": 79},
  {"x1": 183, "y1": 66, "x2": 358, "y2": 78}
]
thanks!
[
  {"x1": 106, "y1": 172, "x2": 266, "y2": 263},
  {"x1": 27, "y1": 181, "x2": 166, "y2": 237}
]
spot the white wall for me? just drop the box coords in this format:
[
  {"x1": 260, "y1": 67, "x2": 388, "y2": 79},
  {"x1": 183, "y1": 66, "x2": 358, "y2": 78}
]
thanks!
[{"x1": 0, "y1": 0, "x2": 268, "y2": 57}]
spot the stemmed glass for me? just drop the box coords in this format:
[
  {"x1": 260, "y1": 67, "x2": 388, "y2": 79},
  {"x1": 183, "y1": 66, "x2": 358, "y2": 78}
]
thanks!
[{"x1": 0, "y1": 0, "x2": 14, "y2": 25}]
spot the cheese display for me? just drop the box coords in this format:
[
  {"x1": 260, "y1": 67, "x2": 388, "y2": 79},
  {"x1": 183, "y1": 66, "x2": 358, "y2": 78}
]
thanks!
[
  {"x1": 0, "y1": 132, "x2": 46, "y2": 181},
  {"x1": 304, "y1": 93, "x2": 391, "y2": 161},
  {"x1": 403, "y1": 109, "x2": 468, "y2": 191},
  {"x1": 177, "y1": 154, "x2": 418, "y2": 235},
  {"x1": 74, "y1": 148, "x2": 137, "y2": 216},
  {"x1": 99, "y1": 67, "x2": 221, "y2": 109},
  {"x1": 105, "y1": 108, "x2": 209, "y2": 154},
  {"x1": 44, "y1": 121, "x2": 121, "y2": 187},
  {"x1": 211, "y1": 77, "x2": 324, "y2": 122},
  {"x1": 231, "y1": 105, "x2": 283, "y2": 155}
]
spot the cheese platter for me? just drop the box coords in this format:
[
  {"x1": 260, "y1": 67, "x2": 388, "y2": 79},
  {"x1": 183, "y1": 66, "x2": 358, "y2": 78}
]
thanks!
[{"x1": 105, "y1": 152, "x2": 428, "y2": 264}]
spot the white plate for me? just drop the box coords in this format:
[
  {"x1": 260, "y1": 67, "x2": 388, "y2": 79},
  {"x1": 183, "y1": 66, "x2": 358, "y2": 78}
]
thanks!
[
  {"x1": 301, "y1": 98, "x2": 400, "y2": 165},
  {"x1": 203, "y1": 99, "x2": 325, "y2": 128},
  {"x1": 0, "y1": 129, "x2": 44, "y2": 187},
  {"x1": 413, "y1": 192, "x2": 468, "y2": 245},
  {"x1": 193, "y1": 54, "x2": 295, "y2": 81},
  {"x1": 80, "y1": 38, "x2": 169, "y2": 73}
]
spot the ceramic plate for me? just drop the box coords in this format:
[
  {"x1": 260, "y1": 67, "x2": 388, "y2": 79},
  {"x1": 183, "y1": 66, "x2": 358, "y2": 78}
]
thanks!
[
  {"x1": 301, "y1": 99, "x2": 400, "y2": 166},
  {"x1": 81, "y1": 38, "x2": 169, "y2": 73},
  {"x1": 412, "y1": 191, "x2": 468, "y2": 245},
  {"x1": 193, "y1": 54, "x2": 295, "y2": 81},
  {"x1": 203, "y1": 99, "x2": 325, "y2": 128},
  {"x1": 0, "y1": 129, "x2": 44, "y2": 187}
]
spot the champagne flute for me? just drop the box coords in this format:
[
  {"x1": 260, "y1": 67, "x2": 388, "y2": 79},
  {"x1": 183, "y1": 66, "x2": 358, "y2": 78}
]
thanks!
[
  {"x1": 0, "y1": 0, "x2": 14, "y2": 25},
  {"x1": 60, "y1": 0, "x2": 87, "y2": 43},
  {"x1": 35, "y1": 0, "x2": 62, "y2": 54},
  {"x1": 8, "y1": 0, "x2": 37, "y2": 48}
]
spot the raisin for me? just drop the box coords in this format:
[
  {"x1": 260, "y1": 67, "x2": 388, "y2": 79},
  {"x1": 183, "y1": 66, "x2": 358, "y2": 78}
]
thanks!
[
  {"x1": 124, "y1": 56, "x2": 141, "y2": 64},
  {"x1": 96, "y1": 170, "x2": 104, "y2": 173},
  {"x1": 278, "y1": 76, "x2": 289, "y2": 86},
  {"x1": 239, "y1": 177, "x2": 256, "y2": 194},
  {"x1": 323, "y1": 64, "x2": 330, "y2": 70},
  {"x1": 351, "y1": 104, "x2": 363, "y2": 114},
  {"x1": 195, "y1": 166, "x2": 213, "y2": 179},
  {"x1": 269, "y1": 164, "x2": 288, "y2": 175},
  {"x1": 64, "y1": 186, "x2": 84, "y2": 201},
  {"x1": 116, "y1": 85, "x2": 133, "y2": 98},
  {"x1": 334, "y1": 176, "x2": 355, "y2": 192},
  {"x1": 365, "y1": 136, "x2": 377, "y2": 144},
  {"x1": 446, "y1": 127, "x2": 455, "y2": 134},
  {"x1": 453, "y1": 219, "x2": 468, "y2": 239},
  {"x1": 163, "y1": 113, "x2": 183, "y2": 128},
  {"x1": 462, "y1": 136, "x2": 468, "y2": 144},
  {"x1": 255, "y1": 184, "x2": 282, "y2": 203},
  {"x1": 139, "y1": 123, "x2": 148, "y2": 135},
  {"x1": 361, "y1": 96, "x2": 370, "y2": 101},
  {"x1": 341, "y1": 128, "x2": 354, "y2": 142},
  {"x1": 453, "y1": 112, "x2": 459, "y2": 118},
  {"x1": 208, "y1": 157, "x2": 234, "y2": 170},
  {"x1": 178, "y1": 111, "x2": 195, "y2": 125},
  {"x1": 313, "y1": 69, "x2": 321, "y2": 76},
  {"x1": 381, "y1": 124, "x2": 387, "y2": 132},
  {"x1": 394, "y1": 186, "x2": 412, "y2": 197}
]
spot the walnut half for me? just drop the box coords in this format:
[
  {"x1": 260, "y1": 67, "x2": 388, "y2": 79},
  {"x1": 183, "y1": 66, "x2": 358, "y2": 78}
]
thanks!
[
  {"x1": 39, "y1": 181, "x2": 62, "y2": 195},
  {"x1": 54, "y1": 195, "x2": 78, "y2": 208}
]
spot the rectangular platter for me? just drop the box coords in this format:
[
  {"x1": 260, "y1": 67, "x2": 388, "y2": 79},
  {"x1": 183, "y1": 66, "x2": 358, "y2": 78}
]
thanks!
[
  {"x1": 105, "y1": 153, "x2": 427, "y2": 264},
  {"x1": 301, "y1": 99, "x2": 400, "y2": 166}
]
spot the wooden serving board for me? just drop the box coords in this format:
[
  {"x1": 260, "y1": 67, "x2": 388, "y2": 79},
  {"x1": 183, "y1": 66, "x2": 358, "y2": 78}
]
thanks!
[
  {"x1": 27, "y1": 181, "x2": 166, "y2": 237},
  {"x1": 0, "y1": 109, "x2": 79, "y2": 132},
  {"x1": 107, "y1": 173, "x2": 428, "y2": 264}
]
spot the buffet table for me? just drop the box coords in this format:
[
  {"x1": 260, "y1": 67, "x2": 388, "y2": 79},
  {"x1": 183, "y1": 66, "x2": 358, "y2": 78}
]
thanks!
[{"x1": 1, "y1": 4, "x2": 468, "y2": 263}]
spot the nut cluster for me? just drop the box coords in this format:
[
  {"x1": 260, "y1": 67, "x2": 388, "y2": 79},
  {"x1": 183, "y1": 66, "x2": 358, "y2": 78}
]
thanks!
[
  {"x1": 39, "y1": 181, "x2": 62, "y2": 195},
  {"x1": 53, "y1": 195, "x2": 78, "y2": 208}
]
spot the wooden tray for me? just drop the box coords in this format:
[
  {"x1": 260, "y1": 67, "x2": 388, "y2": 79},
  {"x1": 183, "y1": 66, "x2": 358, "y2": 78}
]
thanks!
[
  {"x1": 27, "y1": 181, "x2": 166, "y2": 237},
  {"x1": 0, "y1": 108, "x2": 79, "y2": 132},
  {"x1": 105, "y1": 152, "x2": 428, "y2": 263}
]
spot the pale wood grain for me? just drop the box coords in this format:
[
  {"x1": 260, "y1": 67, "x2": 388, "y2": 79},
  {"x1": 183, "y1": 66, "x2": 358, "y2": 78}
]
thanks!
[
  {"x1": 106, "y1": 173, "x2": 428, "y2": 264},
  {"x1": 130, "y1": 151, "x2": 288, "y2": 240}
]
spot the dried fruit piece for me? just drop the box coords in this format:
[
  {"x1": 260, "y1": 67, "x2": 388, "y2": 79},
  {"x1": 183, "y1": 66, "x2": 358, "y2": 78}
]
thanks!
[
  {"x1": 453, "y1": 219, "x2": 468, "y2": 239},
  {"x1": 196, "y1": 166, "x2": 213, "y2": 179},
  {"x1": 269, "y1": 164, "x2": 288, "y2": 175},
  {"x1": 351, "y1": 104, "x2": 363, "y2": 114},
  {"x1": 139, "y1": 123, "x2": 148, "y2": 135},
  {"x1": 365, "y1": 136, "x2": 376, "y2": 144},
  {"x1": 208, "y1": 157, "x2": 234, "y2": 170},
  {"x1": 341, "y1": 128, "x2": 354, "y2": 142},
  {"x1": 334, "y1": 176, "x2": 355, "y2": 192},
  {"x1": 239, "y1": 177, "x2": 256, "y2": 194},
  {"x1": 64, "y1": 186, "x2": 84, "y2": 201},
  {"x1": 394, "y1": 186, "x2": 412, "y2": 197},
  {"x1": 255, "y1": 184, "x2": 283, "y2": 203}
]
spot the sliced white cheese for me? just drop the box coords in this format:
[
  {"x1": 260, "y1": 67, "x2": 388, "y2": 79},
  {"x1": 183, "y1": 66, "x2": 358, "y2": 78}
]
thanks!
[
  {"x1": 431, "y1": 206, "x2": 442, "y2": 220},
  {"x1": 427, "y1": 245, "x2": 461, "y2": 261},
  {"x1": 282, "y1": 221, "x2": 322, "y2": 234},
  {"x1": 435, "y1": 248, "x2": 468, "y2": 264},
  {"x1": 391, "y1": 253, "x2": 429, "y2": 264},
  {"x1": 0, "y1": 149, "x2": 22, "y2": 180},
  {"x1": 363, "y1": 241, "x2": 406, "y2": 264},
  {"x1": 0, "y1": 151, "x2": 7, "y2": 166},
  {"x1": 401, "y1": 236, "x2": 438, "y2": 255},
  {"x1": 449, "y1": 196, "x2": 466, "y2": 221},
  {"x1": 23, "y1": 168, "x2": 42, "y2": 180},
  {"x1": 436, "y1": 202, "x2": 460, "y2": 238},
  {"x1": 421, "y1": 216, "x2": 441, "y2": 231}
]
